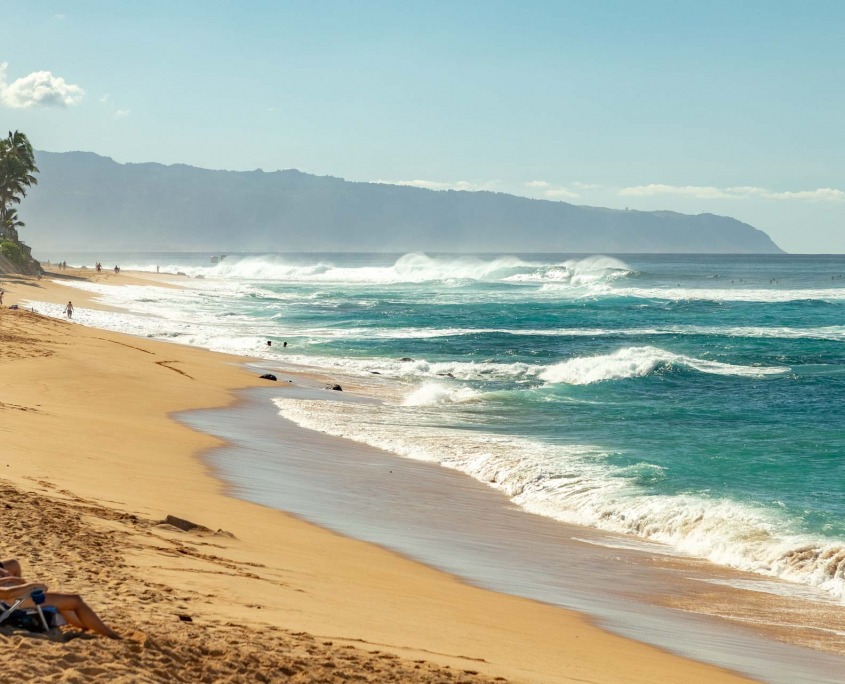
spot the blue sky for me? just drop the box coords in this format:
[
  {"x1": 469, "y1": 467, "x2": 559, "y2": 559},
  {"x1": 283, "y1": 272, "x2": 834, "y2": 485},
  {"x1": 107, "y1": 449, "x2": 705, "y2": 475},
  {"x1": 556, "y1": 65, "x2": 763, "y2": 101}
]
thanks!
[{"x1": 2, "y1": 1, "x2": 844, "y2": 252}]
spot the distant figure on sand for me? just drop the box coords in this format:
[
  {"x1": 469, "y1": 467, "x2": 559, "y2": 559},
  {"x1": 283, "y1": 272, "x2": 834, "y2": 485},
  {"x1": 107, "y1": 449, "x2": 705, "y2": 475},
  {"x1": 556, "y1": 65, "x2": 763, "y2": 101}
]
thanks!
[
  {"x1": 64, "y1": 301, "x2": 74, "y2": 318},
  {"x1": 0, "y1": 289, "x2": 4, "y2": 306}
]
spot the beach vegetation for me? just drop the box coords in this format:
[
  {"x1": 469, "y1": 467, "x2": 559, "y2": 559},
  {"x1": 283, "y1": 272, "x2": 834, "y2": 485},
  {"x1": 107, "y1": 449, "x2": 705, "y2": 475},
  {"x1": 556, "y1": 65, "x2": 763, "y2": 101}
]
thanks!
[{"x1": 0, "y1": 239, "x2": 26, "y2": 268}]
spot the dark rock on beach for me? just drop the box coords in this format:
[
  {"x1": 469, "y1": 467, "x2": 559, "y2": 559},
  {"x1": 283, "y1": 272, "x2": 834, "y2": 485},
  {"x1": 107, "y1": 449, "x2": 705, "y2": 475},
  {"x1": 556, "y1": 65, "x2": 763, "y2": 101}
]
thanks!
[
  {"x1": 325, "y1": 384, "x2": 343, "y2": 391},
  {"x1": 260, "y1": 373, "x2": 277, "y2": 381},
  {"x1": 162, "y1": 514, "x2": 211, "y2": 533}
]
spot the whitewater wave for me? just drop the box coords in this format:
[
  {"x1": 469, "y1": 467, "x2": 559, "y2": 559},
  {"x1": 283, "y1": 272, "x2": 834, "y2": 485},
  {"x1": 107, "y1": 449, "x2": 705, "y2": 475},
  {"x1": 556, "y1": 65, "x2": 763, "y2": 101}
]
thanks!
[
  {"x1": 31, "y1": 287, "x2": 793, "y2": 388},
  {"x1": 114, "y1": 253, "x2": 634, "y2": 286},
  {"x1": 271, "y1": 395, "x2": 845, "y2": 600},
  {"x1": 503, "y1": 255, "x2": 632, "y2": 286},
  {"x1": 403, "y1": 382, "x2": 484, "y2": 406},
  {"x1": 26, "y1": 299, "x2": 286, "y2": 361},
  {"x1": 277, "y1": 353, "x2": 540, "y2": 383},
  {"x1": 42, "y1": 277, "x2": 845, "y2": 345},
  {"x1": 276, "y1": 346, "x2": 786, "y2": 386},
  {"x1": 266, "y1": 324, "x2": 845, "y2": 343},
  {"x1": 540, "y1": 346, "x2": 787, "y2": 385},
  {"x1": 580, "y1": 284, "x2": 845, "y2": 303}
]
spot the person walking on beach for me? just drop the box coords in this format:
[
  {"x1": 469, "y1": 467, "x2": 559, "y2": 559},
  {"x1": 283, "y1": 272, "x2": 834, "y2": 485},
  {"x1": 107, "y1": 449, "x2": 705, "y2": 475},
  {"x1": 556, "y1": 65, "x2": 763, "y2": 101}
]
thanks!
[
  {"x1": 0, "y1": 288, "x2": 4, "y2": 307},
  {"x1": 64, "y1": 301, "x2": 74, "y2": 318}
]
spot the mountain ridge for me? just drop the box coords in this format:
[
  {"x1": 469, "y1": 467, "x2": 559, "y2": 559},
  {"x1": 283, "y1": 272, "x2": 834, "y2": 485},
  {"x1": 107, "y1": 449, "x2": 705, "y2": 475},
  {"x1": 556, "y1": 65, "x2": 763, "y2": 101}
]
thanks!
[{"x1": 22, "y1": 151, "x2": 784, "y2": 254}]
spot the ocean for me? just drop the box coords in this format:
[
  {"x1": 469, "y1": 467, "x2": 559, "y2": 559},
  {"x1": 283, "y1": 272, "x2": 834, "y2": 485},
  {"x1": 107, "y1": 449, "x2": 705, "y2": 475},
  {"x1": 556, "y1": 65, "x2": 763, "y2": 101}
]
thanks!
[
  {"x1": 32, "y1": 252, "x2": 845, "y2": 677},
  {"x1": 39, "y1": 252, "x2": 845, "y2": 601}
]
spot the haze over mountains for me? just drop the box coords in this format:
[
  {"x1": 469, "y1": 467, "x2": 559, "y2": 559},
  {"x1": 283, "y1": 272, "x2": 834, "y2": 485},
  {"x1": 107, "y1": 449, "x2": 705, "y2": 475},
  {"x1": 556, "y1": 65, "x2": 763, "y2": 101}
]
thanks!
[{"x1": 24, "y1": 151, "x2": 783, "y2": 254}]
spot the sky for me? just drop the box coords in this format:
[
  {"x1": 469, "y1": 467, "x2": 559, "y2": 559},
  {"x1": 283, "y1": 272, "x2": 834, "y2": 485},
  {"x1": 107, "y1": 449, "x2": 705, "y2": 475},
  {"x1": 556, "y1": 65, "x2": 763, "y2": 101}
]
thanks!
[{"x1": 2, "y1": 0, "x2": 844, "y2": 253}]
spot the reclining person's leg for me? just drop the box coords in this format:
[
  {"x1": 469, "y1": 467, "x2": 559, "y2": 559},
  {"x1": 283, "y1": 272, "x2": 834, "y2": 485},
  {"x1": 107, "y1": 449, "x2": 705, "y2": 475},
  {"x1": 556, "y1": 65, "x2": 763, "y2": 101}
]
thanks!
[{"x1": 43, "y1": 592, "x2": 120, "y2": 639}]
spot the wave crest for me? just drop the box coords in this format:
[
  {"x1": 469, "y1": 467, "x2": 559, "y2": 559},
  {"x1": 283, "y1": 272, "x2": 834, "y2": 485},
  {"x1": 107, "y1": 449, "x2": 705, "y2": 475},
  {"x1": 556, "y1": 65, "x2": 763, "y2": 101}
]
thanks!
[
  {"x1": 540, "y1": 346, "x2": 787, "y2": 385},
  {"x1": 127, "y1": 253, "x2": 634, "y2": 286}
]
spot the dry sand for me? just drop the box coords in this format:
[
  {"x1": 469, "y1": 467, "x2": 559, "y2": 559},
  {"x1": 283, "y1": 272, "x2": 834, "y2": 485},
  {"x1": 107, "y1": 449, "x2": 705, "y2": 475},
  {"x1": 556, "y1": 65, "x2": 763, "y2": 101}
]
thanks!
[{"x1": 0, "y1": 271, "x2": 756, "y2": 683}]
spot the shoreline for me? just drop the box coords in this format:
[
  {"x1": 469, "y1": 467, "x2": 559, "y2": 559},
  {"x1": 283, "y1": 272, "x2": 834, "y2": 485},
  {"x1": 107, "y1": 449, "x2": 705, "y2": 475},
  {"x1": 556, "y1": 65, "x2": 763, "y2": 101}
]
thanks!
[
  {"x1": 185, "y1": 384, "x2": 845, "y2": 684},
  {"x1": 0, "y1": 270, "x2": 795, "y2": 681}
]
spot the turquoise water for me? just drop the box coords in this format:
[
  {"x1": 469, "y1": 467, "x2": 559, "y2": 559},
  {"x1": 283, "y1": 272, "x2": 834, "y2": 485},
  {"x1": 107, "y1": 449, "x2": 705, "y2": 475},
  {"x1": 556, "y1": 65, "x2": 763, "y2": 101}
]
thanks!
[{"x1": 45, "y1": 252, "x2": 845, "y2": 598}]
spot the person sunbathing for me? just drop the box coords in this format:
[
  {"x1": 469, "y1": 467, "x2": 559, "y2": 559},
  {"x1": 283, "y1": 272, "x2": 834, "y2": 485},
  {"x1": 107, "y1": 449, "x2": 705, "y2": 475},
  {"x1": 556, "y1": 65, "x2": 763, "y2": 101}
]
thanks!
[{"x1": 0, "y1": 572, "x2": 120, "y2": 639}]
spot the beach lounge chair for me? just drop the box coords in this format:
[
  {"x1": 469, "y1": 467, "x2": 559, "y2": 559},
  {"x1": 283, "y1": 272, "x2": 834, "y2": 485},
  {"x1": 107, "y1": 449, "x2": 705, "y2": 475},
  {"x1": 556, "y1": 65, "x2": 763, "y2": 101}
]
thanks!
[{"x1": 0, "y1": 587, "x2": 62, "y2": 634}]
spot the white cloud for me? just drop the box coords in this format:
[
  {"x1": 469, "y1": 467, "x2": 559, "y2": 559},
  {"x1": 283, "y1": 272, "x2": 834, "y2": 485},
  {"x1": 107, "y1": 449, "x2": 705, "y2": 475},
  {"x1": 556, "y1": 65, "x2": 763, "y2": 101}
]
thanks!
[
  {"x1": 619, "y1": 183, "x2": 845, "y2": 203},
  {"x1": 523, "y1": 180, "x2": 581, "y2": 199},
  {"x1": 375, "y1": 179, "x2": 499, "y2": 192},
  {"x1": 0, "y1": 62, "x2": 84, "y2": 109},
  {"x1": 766, "y1": 188, "x2": 845, "y2": 202},
  {"x1": 620, "y1": 184, "x2": 732, "y2": 199},
  {"x1": 572, "y1": 181, "x2": 602, "y2": 190},
  {"x1": 99, "y1": 93, "x2": 130, "y2": 119},
  {"x1": 544, "y1": 187, "x2": 579, "y2": 199}
]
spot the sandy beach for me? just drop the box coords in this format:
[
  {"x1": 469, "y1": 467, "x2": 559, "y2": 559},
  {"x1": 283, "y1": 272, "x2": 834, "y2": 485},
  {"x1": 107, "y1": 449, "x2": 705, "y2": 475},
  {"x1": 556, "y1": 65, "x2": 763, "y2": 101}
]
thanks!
[{"x1": 0, "y1": 269, "x2": 760, "y2": 683}]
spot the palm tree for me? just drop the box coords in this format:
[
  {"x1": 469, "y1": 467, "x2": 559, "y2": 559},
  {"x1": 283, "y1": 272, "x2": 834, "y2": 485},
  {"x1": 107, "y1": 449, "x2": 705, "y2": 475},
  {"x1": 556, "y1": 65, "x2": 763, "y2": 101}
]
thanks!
[
  {"x1": 6, "y1": 130, "x2": 37, "y2": 169},
  {"x1": 0, "y1": 130, "x2": 39, "y2": 229},
  {"x1": 0, "y1": 206, "x2": 24, "y2": 241}
]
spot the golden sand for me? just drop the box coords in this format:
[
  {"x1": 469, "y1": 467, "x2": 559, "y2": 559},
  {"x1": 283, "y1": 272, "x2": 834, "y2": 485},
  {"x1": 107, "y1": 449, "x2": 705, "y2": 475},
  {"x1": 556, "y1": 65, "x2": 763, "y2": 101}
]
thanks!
[{"x1": 0, "y1": 271, "x2": 755, "y2": 683}]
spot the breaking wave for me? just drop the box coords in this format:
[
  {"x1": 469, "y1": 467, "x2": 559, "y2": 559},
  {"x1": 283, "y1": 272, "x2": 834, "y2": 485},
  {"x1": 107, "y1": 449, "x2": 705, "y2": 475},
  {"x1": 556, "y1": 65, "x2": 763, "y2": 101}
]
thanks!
[
  {"x1": 272, "y1": 395, "x2": 845, "y2": 600},
  {"x1": 539, "y1": 346, "x2": 788, "y2": 385},
  {"x1": 120, "y1": 253, "x2": 634, "y2": 287}
]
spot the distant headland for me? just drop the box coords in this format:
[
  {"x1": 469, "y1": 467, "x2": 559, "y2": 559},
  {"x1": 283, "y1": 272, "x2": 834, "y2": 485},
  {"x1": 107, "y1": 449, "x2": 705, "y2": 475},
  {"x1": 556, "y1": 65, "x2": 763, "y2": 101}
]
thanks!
[{"x1": 25, "y1": 151, "x2": 784, "y2": 254}]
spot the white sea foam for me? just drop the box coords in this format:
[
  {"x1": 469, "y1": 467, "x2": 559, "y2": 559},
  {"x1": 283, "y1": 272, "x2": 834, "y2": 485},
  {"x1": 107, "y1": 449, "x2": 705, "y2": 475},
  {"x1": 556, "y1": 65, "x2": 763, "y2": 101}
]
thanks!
[
  {"x1": 589, "y1": 284, "x2": 845, "y2": 303},
  {"x1": 272, "y1": 395, "x2": 845, "y2": 600},
  {"x1": 256, "y1": 324, "x2": 845, "y2": 343},
  {"x1": 25, "y1": 298, "x2": 285, "y2": 361},
  {"x1": 275, "y1": 353, "x2": 541, "y2": 383},
  {"x1": 503, "y1": 255, "x2": 632, "y2": 285},
  {"x1": 139, "y1": 253, "x2": 539, "y2": 284},
  {"x1": 105, "y1": 253, "x2": 635, "y2": 287},
  {"x1": 403, "y1": 383, "x2": 484, "y2": 406},
  {"x1": 262, "y1": 345, "x2": 789, "y2": 386},
  {"x1": 540, "y1": 346, "x2": 787, "y2": 385},
  {"x1": 30, "y1": 282, "x2": 796, "y2": 388}
]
